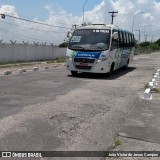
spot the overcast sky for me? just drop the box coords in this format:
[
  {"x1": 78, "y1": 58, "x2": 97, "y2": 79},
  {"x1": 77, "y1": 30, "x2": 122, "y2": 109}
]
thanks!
[{"x1": 0, "y1": 0, "x2": 160, "y2": 44}]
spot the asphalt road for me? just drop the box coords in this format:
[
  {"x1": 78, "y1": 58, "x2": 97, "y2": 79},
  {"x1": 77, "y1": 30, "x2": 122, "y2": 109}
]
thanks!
[{"x1": 0, "y1": 52, "x2": 160, "y2": 160}]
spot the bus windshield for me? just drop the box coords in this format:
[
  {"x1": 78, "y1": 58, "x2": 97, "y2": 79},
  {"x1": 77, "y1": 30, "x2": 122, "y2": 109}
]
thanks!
[{"x1": 68, "y1": 29, "x2": 111, "y2": 51}]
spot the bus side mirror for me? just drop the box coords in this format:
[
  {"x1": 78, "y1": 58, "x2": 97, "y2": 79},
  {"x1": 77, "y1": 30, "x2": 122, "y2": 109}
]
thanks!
[
  {"x1": 112, "y1": 32, "x2": 118, "y2": 40},
  {"x1": 1, "y1": 14, "x2": 5, "y2": 19},
  {"x1": 67, "y1": 32, "x2": 72, "y2": 38}
]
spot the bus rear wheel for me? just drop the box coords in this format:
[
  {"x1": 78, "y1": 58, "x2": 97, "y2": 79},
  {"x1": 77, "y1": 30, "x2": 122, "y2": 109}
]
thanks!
[
  {"x1": 124, "y1": 59, "x2": 129, "y2": 69},
  {"x1": 71, "y1": 71, "x2": 78, "y2": 76}
]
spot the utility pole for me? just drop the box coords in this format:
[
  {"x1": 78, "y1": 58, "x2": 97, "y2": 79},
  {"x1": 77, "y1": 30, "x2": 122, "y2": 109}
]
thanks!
[
  {"x1": 135, "y1": 29, "x2": 141, "y2": 42},
  {"x1": 72, "y1": 24, "x2": 79, "y2": 30},
  {"x1": 144, "y1": 35, "x2": 148, "y2": 42},
  {"x1": 132, "y1": 11, "x2": 143, "y2": 32},
  {"x1": 108, "y1": 11, "x2": 118, "y2": 24},
  {"x1": 151, "y1": 34, "x2": 155, "y2": 43},
  {"x1": 83, "y1": 0, "x2": 89, "y2": 25}
]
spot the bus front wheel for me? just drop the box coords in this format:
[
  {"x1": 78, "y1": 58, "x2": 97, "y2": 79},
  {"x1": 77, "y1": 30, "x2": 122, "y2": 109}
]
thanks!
[
  {"x1": 71, "y1": 71, "x2": 78, "y2": 76},
  {"x1": 108, "y1": 63, "x2": 114, "y2": 76}
]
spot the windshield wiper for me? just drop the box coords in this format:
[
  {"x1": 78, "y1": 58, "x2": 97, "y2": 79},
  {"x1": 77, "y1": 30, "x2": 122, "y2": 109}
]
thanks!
[
  {"x1": 69, "y1": 45, "x2": 86, "y2": 50},
  {"x1": 88, "y1": 45, "x2": 105, "y2": 51}
]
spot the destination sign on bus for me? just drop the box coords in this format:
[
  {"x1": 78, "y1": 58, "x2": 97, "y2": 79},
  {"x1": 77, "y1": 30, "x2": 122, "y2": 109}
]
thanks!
[{"x1": 74, "y1": 29, "x2": 110, "y2": 34}]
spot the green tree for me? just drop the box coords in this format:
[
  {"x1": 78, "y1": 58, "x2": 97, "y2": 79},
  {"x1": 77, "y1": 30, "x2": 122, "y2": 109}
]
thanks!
[
  {"x1": 155, "y1": 39, "x2": 160, "y2": 46},
  {"x1": 140, "y1": 41, "x2": 150, "y2": 47},
  {"x1": 59, "y1": 42, "x2": 68, "y2": 48}
]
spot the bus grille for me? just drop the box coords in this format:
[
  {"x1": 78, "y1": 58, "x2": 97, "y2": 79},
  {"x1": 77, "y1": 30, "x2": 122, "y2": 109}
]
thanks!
[
  {"x1": 74, "y1": 58, "x2": 95, "y2": 63},
  {"x1": 74, "y1": 58, "x2": 95, "y2": 70},
  {"x1": 75, "y1": 65, "x2": 92, "y2": 70}
]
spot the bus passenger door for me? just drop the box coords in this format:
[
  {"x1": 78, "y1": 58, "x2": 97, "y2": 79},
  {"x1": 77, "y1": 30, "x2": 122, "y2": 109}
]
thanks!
[{"x1": 111, "y1": 32, "x2": 121, "y2": 70}]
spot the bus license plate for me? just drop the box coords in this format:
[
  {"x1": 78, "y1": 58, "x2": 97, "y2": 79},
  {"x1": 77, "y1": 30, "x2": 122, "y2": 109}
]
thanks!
[{"x1": 80, "y1": 63, "x2": 88, "y2": 66}]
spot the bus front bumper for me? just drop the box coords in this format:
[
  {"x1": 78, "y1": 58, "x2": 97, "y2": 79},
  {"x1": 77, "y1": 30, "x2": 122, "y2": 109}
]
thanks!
[{"x1": 66, "y1": 59, "x2": 111, "y2": 74}]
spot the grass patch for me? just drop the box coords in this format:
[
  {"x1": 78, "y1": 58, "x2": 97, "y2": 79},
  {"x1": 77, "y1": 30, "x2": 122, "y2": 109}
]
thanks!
[
  {"x1": 0, "y1": 64, "x2": 12, "y2": 68},
  {"x1": 0, "y1": 62, "x2": 37, "y2": 68},
  {"x1": 0, "y1": 58, "x2": 66, "y2": 69},
  {"x1": 0, "y1": 63, "x2": 23, "y2": 68},
  {"x1": 47, "y1": 57, "x2": 66, "y2": 63},
  {"x1": 151, "y1": 88, "x2": 159, "y2": 93},
  {"x1": 144, "y1": 83, "x2": 149, "y2": 89},
  {"x1": 144, "y1": 83, "x2": 159, "y2": 93},
  {"x1": 114, "y1": 138, "x2": 122, "y2": 147}
]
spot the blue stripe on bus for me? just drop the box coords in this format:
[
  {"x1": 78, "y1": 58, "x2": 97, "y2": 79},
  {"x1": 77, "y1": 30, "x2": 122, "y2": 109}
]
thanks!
[{"x1": 74, "y1": 51, "x2": 101, "y2": 59}]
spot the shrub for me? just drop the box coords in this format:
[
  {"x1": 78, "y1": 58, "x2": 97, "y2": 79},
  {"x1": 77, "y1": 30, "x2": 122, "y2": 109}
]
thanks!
[
  {"x1": 59, "y1": 42, "x2": 68, "y2": 48},
  {"x1": 149, "y1": 43, "x2": 160, "y2": 50}
]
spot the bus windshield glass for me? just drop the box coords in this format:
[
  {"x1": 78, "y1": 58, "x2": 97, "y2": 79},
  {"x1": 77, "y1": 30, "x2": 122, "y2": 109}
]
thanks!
[{"x1": 68, "y1": 29, "x2": 111, "y2": 51}]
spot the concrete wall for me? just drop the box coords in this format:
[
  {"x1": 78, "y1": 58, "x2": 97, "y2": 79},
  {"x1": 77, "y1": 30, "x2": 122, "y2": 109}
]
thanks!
[{"x1": 0, "y1": 43, "x2": 66, "y2": 63}]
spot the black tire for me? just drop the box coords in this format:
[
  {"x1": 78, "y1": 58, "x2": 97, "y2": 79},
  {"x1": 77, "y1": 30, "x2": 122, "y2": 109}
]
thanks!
[
  {"x1": 124, "y1": 59, "x2": 129, "y2": 70},
  {"x1": 71, "y1": 71, "x2": 78, "y2": 76},
  {"x1": 108, "y1": 63, "x2": 114, "y2": 76}
]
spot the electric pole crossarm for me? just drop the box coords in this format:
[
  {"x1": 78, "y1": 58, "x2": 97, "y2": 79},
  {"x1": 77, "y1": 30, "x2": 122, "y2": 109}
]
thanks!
[
  {"x1": 108, "y1": 11, "x2": 118, "y2": 24},
  {"x1": 72, "y1": 24, "x2": 79, "y2": 30}
]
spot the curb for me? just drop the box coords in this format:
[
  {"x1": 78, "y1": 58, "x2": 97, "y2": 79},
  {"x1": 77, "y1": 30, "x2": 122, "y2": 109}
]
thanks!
[
  {"x1": 2, "y1": 63, "x2": 65, "y2": 77},
  {"x1": 33, "y1": 67, "x2": 39, "y2": 71},
  {"x1": 44, "y1": 66, "x2": 49, "y2": 70},
  {"x1": 143, "y1": 68, "x2": 160, "y2": 99},
  {"x1": 144, "y1": 88, "x2": 152, "y2": 99},
  {"x1": 4, "y1": 70, "x2": 12, "y2": 76},
  {"x1": 19, "y1": 68, "x2": 27, "y2": 74}
]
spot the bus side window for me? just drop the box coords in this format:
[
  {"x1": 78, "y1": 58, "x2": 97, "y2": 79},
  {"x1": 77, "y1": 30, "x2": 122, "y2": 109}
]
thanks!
[
  {"x1": 128, "y1": 33, "x2": 131, "y2": 46},
  {"x1": 121, "y1": 31, "x2": 124, "y2": 47},
  {"x1": 133, "y1": 35, "x2": 135, "y2": 46},
  {"x1": 130, "y1": 34, "x2": 132, "y2": 46},
  {"x1": 119, "y1": 31, "x2": 123, "y2": 47},
  {"x1": 111, "y1": 40, "x2": 118, "y2": 50},
  {"x1": 130, "y1": 34, "x2": 133, "y2": 46},
  {"x1": 126, "y1": 32, "x2": 129, "y2": 47},
  {"x1": 111, "y1": 30, "x2": 119, "y2": 50},
  {"x1": 131, "y1": 34, "x2": 135, "y2": 46},
  {"x1": 123, "y1": 32, "x2": 127, "y2": 47}
]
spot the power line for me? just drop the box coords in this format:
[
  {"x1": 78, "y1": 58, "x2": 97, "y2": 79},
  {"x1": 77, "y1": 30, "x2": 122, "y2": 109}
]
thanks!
[
  {"x1": 0, "y1": 28, "x2": 38, "y2": 42},
  {"x1": 0, "y1": 13, "x2": 71, "y2": 30},
  {"x1": 0, "y1": 20, "x2": 68, "y2": 33},
  {"x1": 0, "y1": 27, "x2": 44, "y2": 42}
]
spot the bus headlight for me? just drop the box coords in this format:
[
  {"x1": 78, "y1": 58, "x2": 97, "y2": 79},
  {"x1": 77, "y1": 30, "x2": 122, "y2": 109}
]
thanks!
[
  {"x1": 97, "y1": 54, "x2": 109, "y2": 62},
  {"x1": 97, "y1": 57, "x2": 108, "y2": 62},
  {"x1": 66, "y1": 56, "x2": 72, "y2": 60},
  {"x1": 98, "y1": 59, "x2": 102, "y2": 62}
]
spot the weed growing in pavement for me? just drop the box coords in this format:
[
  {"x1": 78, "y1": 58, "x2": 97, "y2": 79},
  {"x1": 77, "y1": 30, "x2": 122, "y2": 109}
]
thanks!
[
  {"x1": 144, "y1": 83, "x2": 149, "y2": 89},
  {"x1": 151, "y1": 88, "x2": 159, "y2": 93},
  {"x1": 114, "y1": 138, "x2": 122, "y2": 147},
  {"x1": 143, "y1": 83, "x2": 159, "y2": 93}
]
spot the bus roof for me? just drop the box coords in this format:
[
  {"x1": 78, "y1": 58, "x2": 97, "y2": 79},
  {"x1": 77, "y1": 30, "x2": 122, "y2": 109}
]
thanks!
[{"x1": 76, "y1": 24, "x2": 133, "y2": 34}]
